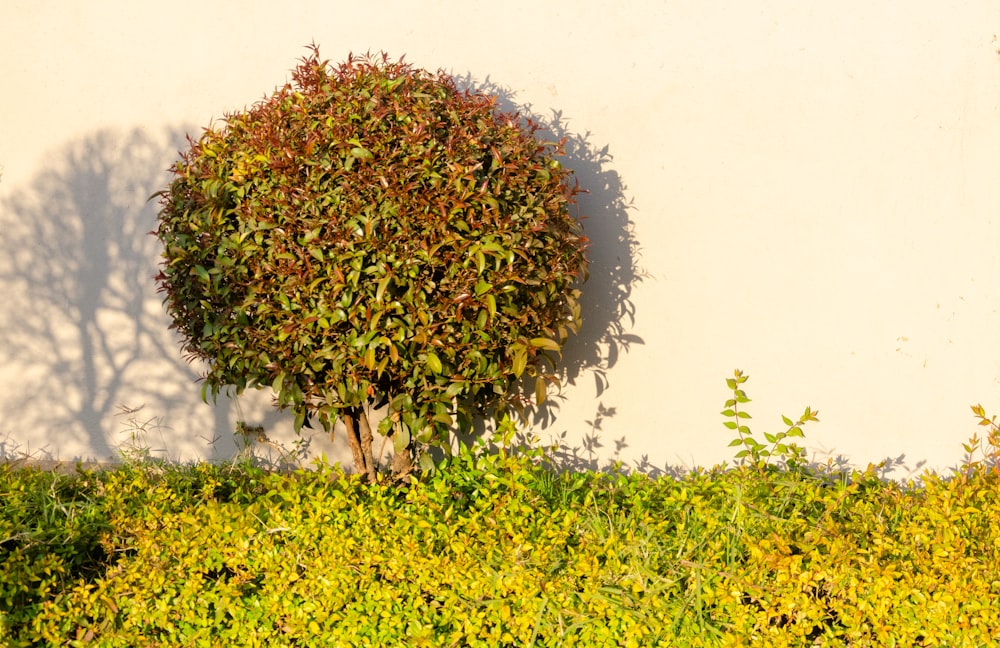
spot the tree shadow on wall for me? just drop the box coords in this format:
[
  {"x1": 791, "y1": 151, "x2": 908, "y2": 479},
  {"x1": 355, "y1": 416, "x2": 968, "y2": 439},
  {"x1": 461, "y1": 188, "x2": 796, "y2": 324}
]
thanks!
[
  {"x1": 0, "y1": 128, "x2": 236, "y2": 462},
  {"x1": 455, "y1": 75, "x2": 646, "y2": 461}
]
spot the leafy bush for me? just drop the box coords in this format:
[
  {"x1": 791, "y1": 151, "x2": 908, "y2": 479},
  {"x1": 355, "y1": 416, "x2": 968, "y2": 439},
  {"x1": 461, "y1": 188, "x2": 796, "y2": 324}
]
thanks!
[
  {"x1": 9, "y1": 447, "x2": 1000, "y2": 647},
  {"x1": 0, "y1": 465, "x2": 111, "y2": 644},
  {"x1": 153, "y1": 47, "x2": 589, "y2": 479},
  {"x1": 7, "y1": 376, "x2": 1000, "y2": 645}
]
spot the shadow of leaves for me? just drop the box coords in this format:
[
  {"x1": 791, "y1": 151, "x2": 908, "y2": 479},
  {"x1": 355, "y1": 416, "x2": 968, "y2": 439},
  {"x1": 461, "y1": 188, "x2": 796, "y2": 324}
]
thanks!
[{"x1": 449, "y1": 73, "x2": 647, "y2": 467}]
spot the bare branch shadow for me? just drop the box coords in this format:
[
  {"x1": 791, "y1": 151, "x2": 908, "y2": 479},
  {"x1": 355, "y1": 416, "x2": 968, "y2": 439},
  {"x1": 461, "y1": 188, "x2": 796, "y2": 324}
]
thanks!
[{"x1": 0, "y1": 127, "x2": 237, "y2": 462}]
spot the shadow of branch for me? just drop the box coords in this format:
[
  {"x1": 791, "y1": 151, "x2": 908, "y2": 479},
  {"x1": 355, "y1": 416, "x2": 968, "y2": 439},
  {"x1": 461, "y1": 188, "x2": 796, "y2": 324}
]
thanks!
[{"x1": 0, "y1": 127, "x2": 235, "y2": 462}]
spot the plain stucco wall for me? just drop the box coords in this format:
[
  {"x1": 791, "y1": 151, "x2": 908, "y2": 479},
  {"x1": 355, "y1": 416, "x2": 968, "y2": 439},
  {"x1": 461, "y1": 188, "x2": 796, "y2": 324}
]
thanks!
[{"x1": 2, "y1": 1, "x2": 1000, "y2": 475}]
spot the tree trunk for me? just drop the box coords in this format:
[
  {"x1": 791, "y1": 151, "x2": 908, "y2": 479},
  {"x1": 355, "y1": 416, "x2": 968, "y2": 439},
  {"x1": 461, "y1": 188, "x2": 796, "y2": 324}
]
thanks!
[
  {"x1": 356, "y1": 409, "x2": 377, "y2": 483},
  {"x1": 342, "y1": 407, "x2": 377, "y2": 482}
]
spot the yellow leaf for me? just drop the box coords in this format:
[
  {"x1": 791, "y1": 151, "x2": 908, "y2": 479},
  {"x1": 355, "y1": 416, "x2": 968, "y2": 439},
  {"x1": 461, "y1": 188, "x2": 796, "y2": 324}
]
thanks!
[
  {"x1": 535, "y1": 376, "x2": 547, "y2": 405},
  {"x1": 512, "y1": 348, "x2": 527, "y2": 378}
]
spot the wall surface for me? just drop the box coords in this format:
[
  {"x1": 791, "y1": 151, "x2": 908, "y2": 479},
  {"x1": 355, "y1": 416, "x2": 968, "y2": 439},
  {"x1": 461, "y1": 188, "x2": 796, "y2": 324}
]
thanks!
[{"x1": 2, "y1": 1, "x2": 1000, "y2": 475}]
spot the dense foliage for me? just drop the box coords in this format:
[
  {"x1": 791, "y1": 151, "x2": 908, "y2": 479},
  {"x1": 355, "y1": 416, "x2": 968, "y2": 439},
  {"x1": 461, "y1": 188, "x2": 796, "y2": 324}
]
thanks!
[
  {"x1": 154, "y1": 47, "x2": 588, "y2": 478},
  {"x1": 3, "y1": 442, "x2": 1000, "y2": 646},
  {"x1": 7, "y1": 374, "x2": 1000, "y2": 644}
]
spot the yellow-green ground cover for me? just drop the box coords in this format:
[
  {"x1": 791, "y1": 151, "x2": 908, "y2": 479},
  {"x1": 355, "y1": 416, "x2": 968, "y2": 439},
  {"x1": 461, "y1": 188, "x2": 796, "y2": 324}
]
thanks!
[{"x1": 2, "y1": 443, "x2": 999, "y2": 647}]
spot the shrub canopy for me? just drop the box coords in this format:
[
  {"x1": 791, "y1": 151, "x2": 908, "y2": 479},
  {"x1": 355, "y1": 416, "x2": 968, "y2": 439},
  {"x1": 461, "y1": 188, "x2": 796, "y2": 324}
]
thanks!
[{"x1": 154, "y1": 48, "x2": 588, "y2": 474}]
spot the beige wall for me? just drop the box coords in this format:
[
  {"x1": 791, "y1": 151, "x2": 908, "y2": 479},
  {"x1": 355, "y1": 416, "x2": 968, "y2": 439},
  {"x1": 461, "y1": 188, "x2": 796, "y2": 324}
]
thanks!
[{"x1": 2, "y1": 1, "x2": 1000, "y2": 475}]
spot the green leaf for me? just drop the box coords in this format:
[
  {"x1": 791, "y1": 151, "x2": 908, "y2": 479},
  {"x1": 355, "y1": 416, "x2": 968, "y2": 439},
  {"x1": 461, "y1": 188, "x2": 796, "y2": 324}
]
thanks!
[
  {"x1": 391, "y1": 393, "x2": 412, "y2": 412},
  {"x1": 393, "y1": 424, "x2": 410, "y2": 453},
  {"x1": 445, "y1": 381, "x2": 465, "y2": 398},
  {"x1": 425, "y1": 352, "x2": 443, "y2": 374},
  {"x1": 350, "y1": 146, "x2": 373, "y2": 160},
  {"x1": 376, "y1": 275, "x2": 392, "y2": 301},
  {"x1": 414, "y1": 422, "x2": 434, "y2": 444},
  {"x1": 723, "y1": 421, "x2": 738, "y2": 430},
  {"x1": 529, "y1": 337, "x2": 561, "y2": 352},
  {"x1": 289, "y1": 381, "x2": 304, "y2": 405},
  {"x1": 194, "y1": 265, "x2": 210, "y2": 282},
  {"x1": 419, "y1": 453, "x2": 436, "y2": 474}
]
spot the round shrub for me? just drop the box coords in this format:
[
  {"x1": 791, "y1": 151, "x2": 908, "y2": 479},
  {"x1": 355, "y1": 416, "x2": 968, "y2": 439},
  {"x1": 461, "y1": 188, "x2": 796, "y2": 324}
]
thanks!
[{"x1": 154, "y1": 48, "x2": 588, "y2": 477}]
